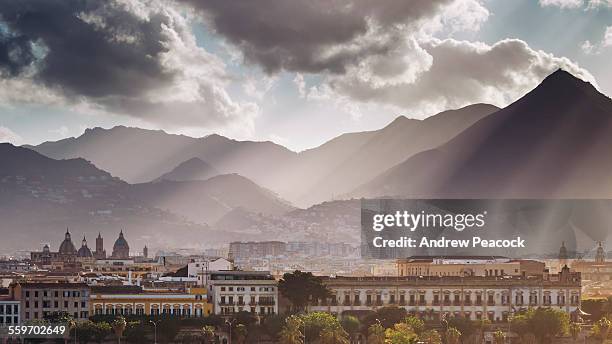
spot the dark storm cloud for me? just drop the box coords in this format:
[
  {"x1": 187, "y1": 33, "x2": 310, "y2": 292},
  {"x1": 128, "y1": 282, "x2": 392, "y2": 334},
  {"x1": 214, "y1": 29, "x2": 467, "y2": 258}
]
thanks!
[
  {"x1": 180, "y1": 0, "x2": 452, "y2": 73},
  {"x1": 0, "y1": 0, "x2": 172, "y2": 98}
]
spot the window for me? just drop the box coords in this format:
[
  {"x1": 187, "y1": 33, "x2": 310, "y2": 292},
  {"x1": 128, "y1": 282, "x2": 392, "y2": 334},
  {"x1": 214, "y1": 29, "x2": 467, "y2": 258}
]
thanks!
[
  {"x1": 25, "y1": 291, "x2": 30, "y2": 297},
  {"x1": 34, "y1": 291, "x2": 39, "y2": 297},
  {"x1": 54, "y1": 291, "x2": 59, "y2": 297}
]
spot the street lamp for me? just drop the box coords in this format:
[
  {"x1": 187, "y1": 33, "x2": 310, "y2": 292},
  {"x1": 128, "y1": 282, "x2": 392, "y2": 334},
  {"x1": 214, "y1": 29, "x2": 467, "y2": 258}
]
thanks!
[
  {"x1": 225, "y1": 319, "x2": 236, "y2": 344},
  {"x1": 149, "y1": 320, "x2": 161, "y2": 344}
]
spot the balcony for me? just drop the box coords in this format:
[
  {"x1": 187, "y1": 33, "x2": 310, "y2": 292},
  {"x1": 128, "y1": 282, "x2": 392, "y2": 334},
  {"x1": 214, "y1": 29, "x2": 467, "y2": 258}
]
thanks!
[
  {"x1": 453, "y1": 301, "x2": 462, "y2": 306},
  {"x1": 464, "y1": 300, "x2": 472, "y2": 306},
  {"x1": 487, "y1": 301, "x2": 495, "y2": 306},
  {"x1": 343, "y1": 300, "x2": 351, "y2": 306},
  {"x1": 218, "y1": 301, "x2": 234, "y2": 306},
  {"x1": 443, "y1": 300, "x2": 451, "y2": 306},
  {"x1": 375, "y1": 300, "x2": 383, "y2": 306},
  {"x1": 432, "y1": 301, "x2": 440, "y2": 306},
  {"x1": 258, "y1": 300, "x2": 275, "y2": 306},
  {"x1": 353, "y1": 301, "x2": 361, "y2": 306},
  {"x1": 418, "y1": 300, "x2": 427, "y2": 306},
  {"x1": 400, "y1": 300, "x2": 407, "y2": 306},
  {"x1": 475, "y1": 301, "x2": 483, "y2": 306}
]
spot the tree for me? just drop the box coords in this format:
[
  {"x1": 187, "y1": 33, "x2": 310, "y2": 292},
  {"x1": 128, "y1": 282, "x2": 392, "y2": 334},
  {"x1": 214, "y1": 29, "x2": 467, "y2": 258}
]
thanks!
[
  {"x1": 158, "y1": 318, "x2": 180, "y2": 343},
  {"x1": 602, "y1": 296, "x2": 612, "y2": 317},
  {"x1": 234, "y1": 324, "x2": 248, "y2": 344},
  {"x1": 124, "y1": 321, "x2": 148, "y2": 344},
  {"x1": 279, "y1": 315, "x2": 303, "y2": 344},
  {"x1": 447, "y1": 317, "x2": 476, "y2": 339},
  {"x1": 202, "y1": 325, "x2": 216, "y2": 344},
  {"x1": 301, "y1": 312, "x2": 342, "y2": 339},
  {"x1": 233, "y1": 311, "x2": 257, "y2": 327},
  {"x1": 445, "y1": 327, "x2": 461, "y2": 344},
  {"x1": 340, "y1": 316, "x2": 360, "y2": 343},
  {"x1": 367, "y1": 323, "x2": 385, "y2": 344},
  {"x1": 596, "y1": 317, "x2": 611, "y2": 343},
  {"x1": 75, "y1": 321, "x2": 97, "y2": 344},
  {"x1": 419, "y1": 329, "x2": 442, "y2": 344},
  {"x1": 278, "y1": 270, "x2": 331, "y2": 311},
  {"x1": 320, "y1": 326, "x2": 350, "y2": 344},
  {"x1": 363, "y1": 307, "x2": 407, "y2": 329},
  {"x1": 384, "y1": 323, "x2": 416, "y2": 344},
  {"x1": 493, "y1": 329, "x2": 505, "y2": 344},
  {"x1": 112, "y1": 317, "x2": 127, "y2": 344},
  {"x1": 569, "y1": 322, "x2": 581, "y2": 342},
  {"x1": 404, "y1": 315, "x2": 424, "y2": 335},
  {"x1": 93, "y1": 322, "x2": 112, "y2": 344},
  {"x1": 263, "y1": 314, "x2": 287, "y2": 339},
  {"x1": 521, "y1": 333, "x2": 537, "y2": 344},
  {"x1": 528, "y1": 308, "x2": 569, "y2": 343}
]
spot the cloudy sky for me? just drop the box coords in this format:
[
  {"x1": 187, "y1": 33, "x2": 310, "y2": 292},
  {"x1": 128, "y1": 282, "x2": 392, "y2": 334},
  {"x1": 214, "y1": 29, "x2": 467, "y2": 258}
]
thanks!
[{"x1": 0, "y1": 0, "x2": 610, "y2": 151}]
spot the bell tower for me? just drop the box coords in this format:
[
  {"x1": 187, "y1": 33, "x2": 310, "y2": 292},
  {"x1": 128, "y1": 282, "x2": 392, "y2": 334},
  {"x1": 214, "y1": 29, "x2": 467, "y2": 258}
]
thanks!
[
  {"x1": 95, "y1": 232, "x2": 106, "y2": 259},
  {"x1": 595, "y1": 241, "x2": 606, "y2": 264}
]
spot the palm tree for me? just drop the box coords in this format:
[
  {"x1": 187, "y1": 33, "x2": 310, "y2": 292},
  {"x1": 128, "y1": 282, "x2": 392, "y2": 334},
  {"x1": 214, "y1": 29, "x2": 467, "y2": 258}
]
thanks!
[
  {"x1": 445, "y1": 327, "x2": 461, "y2": 344},
  {"x1": 111, "y1": 316, "x2": 127, "y2": 344},
  {"x1": 202, "y1": 325, "x2": 216, "y2": 344},
  {"x1": 493, "y1": 329, "x2": 505, "y2": 344},
  {"x1": 597, "y1": 317, "x2": 611, "y2": 344},
  {"x1": 279, "y1": 315, "x2": 303, "y2": 344},
  {"x1": 367, "y1": 323, "x2": 385, "y2": 344},
  {"x1": 569, "y1": 322, "x2": 581, "y2": 343},
  {"x1": 320, "y1": 326, "x2": 350, "y2": 344}
]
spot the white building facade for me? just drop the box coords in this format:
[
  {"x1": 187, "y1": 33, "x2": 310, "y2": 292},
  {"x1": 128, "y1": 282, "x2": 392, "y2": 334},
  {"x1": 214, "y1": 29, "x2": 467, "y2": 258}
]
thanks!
[
  {"x1": 207, "y1": 271, "x2": 278, "y2": 317},
  {"x1": 309, "y1": 267, "x2": 581, "y2": 323}
]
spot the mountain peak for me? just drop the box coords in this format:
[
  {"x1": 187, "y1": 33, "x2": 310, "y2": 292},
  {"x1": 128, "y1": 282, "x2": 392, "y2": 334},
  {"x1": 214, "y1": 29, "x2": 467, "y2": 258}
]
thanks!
[{"x1": 539, "y1": 68, "x2": 598, "y2": 95}]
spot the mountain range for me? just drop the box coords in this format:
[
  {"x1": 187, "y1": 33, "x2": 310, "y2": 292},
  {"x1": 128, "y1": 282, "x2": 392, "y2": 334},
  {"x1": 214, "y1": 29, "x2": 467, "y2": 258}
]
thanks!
[
  {"x1": 4, "y1": 69, "x2": 612, "y2": 251},
  {"x1": 353, "y1": 69, "x2": 612, "y2": 201}
]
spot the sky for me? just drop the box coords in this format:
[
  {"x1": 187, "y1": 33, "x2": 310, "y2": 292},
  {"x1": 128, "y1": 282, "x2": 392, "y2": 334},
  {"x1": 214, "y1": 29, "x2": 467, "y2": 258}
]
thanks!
[{"x1": 0, "y1": 0, "x2": 610, "y2": 152}]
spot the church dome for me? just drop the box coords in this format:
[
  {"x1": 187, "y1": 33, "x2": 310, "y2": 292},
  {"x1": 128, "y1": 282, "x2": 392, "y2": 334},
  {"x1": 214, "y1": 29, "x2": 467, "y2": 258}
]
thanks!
[
  {"x1": 59, "y1": 229, "x2": 77, "y2": 255},
  {"x1": 112, "y1": 230, "x2": 130, "y2": 258},
  {"x1": 77, "y1": 236, "x2": 93, "y2": 258}
]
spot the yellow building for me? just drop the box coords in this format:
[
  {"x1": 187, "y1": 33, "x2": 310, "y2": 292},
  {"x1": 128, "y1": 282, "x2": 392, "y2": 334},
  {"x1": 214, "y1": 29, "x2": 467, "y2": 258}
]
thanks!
[{"x1": 90, "y1": 285, "x2": 212, "y2": 317}]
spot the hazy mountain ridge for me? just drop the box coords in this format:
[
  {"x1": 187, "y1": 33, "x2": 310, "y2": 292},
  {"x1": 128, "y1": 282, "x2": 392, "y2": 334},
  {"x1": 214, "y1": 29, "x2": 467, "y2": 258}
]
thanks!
[
  {"x1": 281, "y1": 103, "x2": 499, "y2": 206},
  {"x1": 30, "y1": 126, "x2": 297, "y2": 188},
  {"x1": 353, "y1": 69, "x2": 612, "y2": 199},
  {"x1": 0, "y1": 144, "x2": 294, "y2": 250},
  {"x1": 154, "y1": 157, "x2": 220, "y2": 182}
]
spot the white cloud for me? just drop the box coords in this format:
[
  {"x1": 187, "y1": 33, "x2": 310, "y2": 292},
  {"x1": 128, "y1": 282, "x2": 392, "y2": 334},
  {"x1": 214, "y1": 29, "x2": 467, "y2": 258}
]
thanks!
[
  {"x1": 48, "y1": 126, "x2": 69, "y2": 138},
  {"x1": 328, "y1": 38, "x2": 596, "y2": 116},
  {"x1": 0, "y1": 126, "x2": 22, "y2": 145},
  {"x1": 539, "y1": 0, "x2": 584, "y2": 8},
  {"x1": 0, "y1": 0, "x2": 258, "y2": 135},
  {"x1": 579, "y1": 26, "x2": 612, "y2": 54},
  {"x1": 540, "y1": 0, "x2": 612, "y2": 8},
  {"x1": 604, "y1": 26, "x2": 612, "y2": 47},
  {"x1": 581, "y1": 40, "x2": 596, "y2": 54}
]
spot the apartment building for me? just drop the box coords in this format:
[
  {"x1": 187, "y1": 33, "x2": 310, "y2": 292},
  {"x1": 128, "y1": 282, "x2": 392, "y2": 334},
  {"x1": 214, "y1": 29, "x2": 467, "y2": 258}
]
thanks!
[
  {"x1": 207, "y1": 271, "x2": 278, "y2": 316},
  {"x1": 0, "y1": 298, "x2": 19, "y2": 326},
  {"x1": 11, "y1": 282, "x2": 90, "y2": 321}
]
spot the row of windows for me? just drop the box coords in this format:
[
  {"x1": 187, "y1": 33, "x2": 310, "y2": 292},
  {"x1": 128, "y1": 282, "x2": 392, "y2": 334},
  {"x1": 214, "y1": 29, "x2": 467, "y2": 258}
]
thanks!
[
  {"x1": 324, "y1": 293, "x2": 580, "y2": 306},
  {"x1": 24, "y1": 301, "x2": 87, "y2": 309},
  {"x1": 219, "y1": 286, "x2": 274, "y2": 292},
  {"x1": 24, "y1": 311, "x2": 88, "y2": 320},
  {"x1": 219, "y1": 306, "x2": 275, "y2": 315},
  {"x1": 0, "y1": 305, "x2": 19, "y2": 315},
  {"x1": 94, "y1": 307, "x2": 209, "y2": 317},
  {"x1": 0, "y1": 316, "x2": 19, "y2": 324},
  {"x1": 219, "y1": 296, "x2": 276, "y2": 305},
  {"x1": 24, "y1": 290, "x2": 88, "y2": 298}
]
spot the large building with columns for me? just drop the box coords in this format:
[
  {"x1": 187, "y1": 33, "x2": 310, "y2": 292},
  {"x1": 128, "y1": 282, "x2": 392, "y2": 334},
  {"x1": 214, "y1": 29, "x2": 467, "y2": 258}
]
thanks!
[{"x1": 309, "y1": 266, "x2": 581, "y2": 322}]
